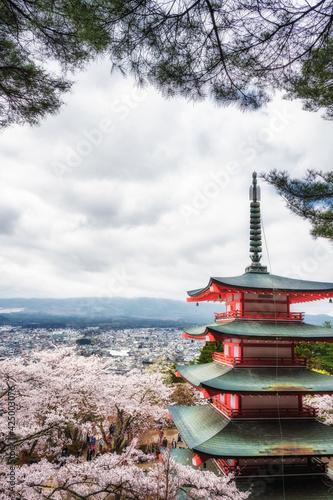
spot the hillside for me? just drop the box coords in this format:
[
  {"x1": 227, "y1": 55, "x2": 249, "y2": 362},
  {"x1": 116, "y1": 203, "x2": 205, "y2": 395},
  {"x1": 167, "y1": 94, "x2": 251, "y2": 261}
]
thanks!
[{"x1": 0, "y1": 297, "x2": 331, "y2": 327}]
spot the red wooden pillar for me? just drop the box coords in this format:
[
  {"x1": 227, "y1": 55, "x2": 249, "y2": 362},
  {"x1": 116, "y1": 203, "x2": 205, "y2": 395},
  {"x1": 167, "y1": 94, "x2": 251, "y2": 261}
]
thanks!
[{"x1": 240, "y1": 292, "x2": 244, "y2": 316}]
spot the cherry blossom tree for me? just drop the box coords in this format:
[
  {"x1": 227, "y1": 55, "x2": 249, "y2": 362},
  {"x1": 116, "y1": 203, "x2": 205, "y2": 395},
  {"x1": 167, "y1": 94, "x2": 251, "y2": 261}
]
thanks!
[
  {"x1": 145, "y1": 356, "x2": 202, "y2": 406},
  {"x1": 0, "y1": 445, "x2": 249, "y2": 500},
  {"x1": 0, "y1": 349, "x2": 171, "y2": 461},
  {"x1": 0, "y1": 349, "x2": 248, "y2": 499},
  {"x1": 307, "y1": 394, "x2": 333, "y2": 425}
]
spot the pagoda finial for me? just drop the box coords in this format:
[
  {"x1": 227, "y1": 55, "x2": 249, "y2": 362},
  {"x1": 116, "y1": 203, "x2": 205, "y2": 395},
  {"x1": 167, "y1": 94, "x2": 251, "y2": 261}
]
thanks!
[{"x1": 245, "y1": 172, "x2": 268, "y2": 273}]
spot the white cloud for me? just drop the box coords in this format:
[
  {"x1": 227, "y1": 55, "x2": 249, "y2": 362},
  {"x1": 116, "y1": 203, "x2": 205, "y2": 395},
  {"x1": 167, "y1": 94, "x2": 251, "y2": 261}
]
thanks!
[{"x1": 0, "y1": 58, "x2": 331, "y2": 318}]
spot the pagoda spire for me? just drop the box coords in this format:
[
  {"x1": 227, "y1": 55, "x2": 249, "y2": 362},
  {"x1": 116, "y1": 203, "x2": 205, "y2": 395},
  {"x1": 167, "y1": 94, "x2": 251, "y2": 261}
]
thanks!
[{"x1": 245, "y1": 172, "x2": 268, "y2": 273}]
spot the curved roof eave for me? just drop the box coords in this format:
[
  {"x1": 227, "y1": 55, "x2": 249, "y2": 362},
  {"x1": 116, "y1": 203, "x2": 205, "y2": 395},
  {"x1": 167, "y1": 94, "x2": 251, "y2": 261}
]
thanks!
[
  {"x1": 183, "y1": 320, "x2": 333, "y2": 341},
  {"x1": 168, "y1": 405, "x2": 333, "y2": 458},
  {"x1": 187, "y1": 273, "x2": 333, "y2": 297},
  {"x1": 176, "y1": 363, "x2": 333, "y2": 394}
]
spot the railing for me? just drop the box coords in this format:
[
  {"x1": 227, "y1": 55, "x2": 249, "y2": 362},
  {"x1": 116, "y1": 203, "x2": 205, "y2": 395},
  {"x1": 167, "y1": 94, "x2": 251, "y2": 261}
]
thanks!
[
  {"x1": 210, "y1": 398, "x2": 318, "y2": 420},
  {"x1": 213, "y1": 352, "x2": 307, "y2": 367},
  {"x1": 215, "y1": 459, "x2": 235, "y2": 475},
  {"x1": 214, "y1": 311, "x2": 304, "y2": 322},
  {"x1": 215, "y1": 458, "x2": 328, "y2": 476}
]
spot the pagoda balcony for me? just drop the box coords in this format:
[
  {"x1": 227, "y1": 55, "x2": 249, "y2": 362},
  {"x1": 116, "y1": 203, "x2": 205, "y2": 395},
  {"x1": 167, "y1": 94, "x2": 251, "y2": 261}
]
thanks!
[
  {"x1": 210, "y1": 398, "x2": 318, "y2": 420},
  {"x1": 214, "y1": 311, "x2": 304, "y2": 322},
  {"x1": 213, "y1": 352, "x2": 307, "y2": 367},
  {"x1": 215, "y1": 458, "x2": 328, "y2": 477}
]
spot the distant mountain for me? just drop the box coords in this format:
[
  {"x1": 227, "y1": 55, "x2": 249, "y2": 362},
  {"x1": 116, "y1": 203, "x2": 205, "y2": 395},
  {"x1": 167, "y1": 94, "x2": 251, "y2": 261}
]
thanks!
[
  {"x1": 0, "y1": 297, "x2": 331, "y2": 328},
  {"x1": 0, "y1": 297, "x2": 219, "y2": 325},
  {"x1": 304, "y1": 314, "x2": 333, "y2": 326}
]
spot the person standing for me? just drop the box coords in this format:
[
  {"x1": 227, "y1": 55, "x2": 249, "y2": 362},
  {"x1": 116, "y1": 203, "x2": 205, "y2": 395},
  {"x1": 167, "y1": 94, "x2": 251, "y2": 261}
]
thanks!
[
  {"x1": 91, "y1": 436, "x2": 96, "y2": 457},
  {"x1": 76, "y1": 449, "x2": 83, "y2": 463}
]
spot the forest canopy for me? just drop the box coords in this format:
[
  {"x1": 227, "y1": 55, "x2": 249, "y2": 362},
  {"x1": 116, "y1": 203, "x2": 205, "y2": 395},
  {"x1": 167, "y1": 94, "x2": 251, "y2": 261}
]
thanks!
[{"x1": 1, "y1": 0, "x2": 333, "y2": 128}]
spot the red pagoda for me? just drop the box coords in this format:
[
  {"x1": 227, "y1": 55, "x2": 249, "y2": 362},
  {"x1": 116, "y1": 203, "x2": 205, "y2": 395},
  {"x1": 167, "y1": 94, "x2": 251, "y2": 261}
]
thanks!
[{"x1": 168, "y1": 172, "x2": 333, "y2": 499}]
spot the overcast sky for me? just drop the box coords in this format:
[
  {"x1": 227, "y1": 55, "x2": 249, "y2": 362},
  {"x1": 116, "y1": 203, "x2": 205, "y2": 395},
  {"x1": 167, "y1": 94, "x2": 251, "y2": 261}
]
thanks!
[{"x1": 0, "y1": 58, "x2": 332, "y2": 316}]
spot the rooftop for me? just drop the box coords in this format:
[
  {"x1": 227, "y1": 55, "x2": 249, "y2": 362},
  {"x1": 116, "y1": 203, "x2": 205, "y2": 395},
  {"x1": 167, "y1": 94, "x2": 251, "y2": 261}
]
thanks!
[
  {"x1": 236, "y1": 474, "x2": 333, "y2": 499},
  {"x1": 169, "y1": 449, "x2": 333, "y2": 499},
  {"x1": 176, "y1": 362, "x2": 333, "y2": 394},
  {"x1": 168, "y1": 405, "x2": 333, "y2": 458},
  {"x1": 187, "y1": 273, "x2": 333, "y2": 303},
  {"x1": 183, "y1": 320, "x2": 333, "y2": 341}
]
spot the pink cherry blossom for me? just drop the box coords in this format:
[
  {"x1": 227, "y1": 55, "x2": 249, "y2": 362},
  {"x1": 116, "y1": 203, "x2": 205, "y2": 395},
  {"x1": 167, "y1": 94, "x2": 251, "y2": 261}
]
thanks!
[{"x1": 0, "y1": 349, "x2": 248, "y2": 499}]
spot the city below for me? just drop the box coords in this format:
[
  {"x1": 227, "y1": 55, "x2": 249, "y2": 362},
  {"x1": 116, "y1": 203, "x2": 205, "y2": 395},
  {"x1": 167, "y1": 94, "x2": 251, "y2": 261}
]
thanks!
[
  {"x1": 1, "y1": 297, "x2": 331, "y2": 373},
  {"x1": 0, "y1": 325, "x2": 205, "y2": 373}
]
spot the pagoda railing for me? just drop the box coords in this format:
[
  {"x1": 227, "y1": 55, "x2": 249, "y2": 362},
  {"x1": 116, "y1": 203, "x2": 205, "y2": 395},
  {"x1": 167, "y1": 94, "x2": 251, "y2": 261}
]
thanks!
[
  {"x1": 214, "y1": 311, "x2": 304, "y2": 322},
  {"x1": 210, "y1": 398, "x2": 318, "y2": 420},
  {"x1": 215, "y1": 458, "x2": 327, "y2": 476},
  {"x1": 213, "y1": 352, "x2": 307, "y2": 367}
]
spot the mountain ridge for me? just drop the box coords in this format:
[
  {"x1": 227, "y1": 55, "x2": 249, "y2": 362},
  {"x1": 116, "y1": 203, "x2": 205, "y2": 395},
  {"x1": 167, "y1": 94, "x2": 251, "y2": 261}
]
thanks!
[{"x1": 0, "y1": 297, "x2": 331, "y2": 327}]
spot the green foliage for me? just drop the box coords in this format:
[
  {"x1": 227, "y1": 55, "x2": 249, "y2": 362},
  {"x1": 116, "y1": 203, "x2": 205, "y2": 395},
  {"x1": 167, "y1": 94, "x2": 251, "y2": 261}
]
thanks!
[
  {"x1": 194, "y1": 341, "x2": 224, "y2": 365},
  {"x1": 145, "y1": 356, "x2": 180, "y2": 384},
  {"x1": 295, "y1": 321, "x2": 333, "y2": 373},
  {"x1": 76, "y1": 338, "x2": 92, "y2": 345},
  {"x1": 0, "y1": 0, "x2": 111, "y2": 128},
  {"x1": 169, "y1": 383, "x2": 199, "y2": 406},
  {"x1": 296, "y1": 341, "x2": 333, "y2": 374},
  {"x1": 284, "y1": 38, "x2": 333, "y2": 120},
  {"x1": 262, "y1": 170, "x2": 333, "y2": 241},
  {"x1": 2, "y1": 0, "x2": 333, "y2": 127},
  {"x1": 0, "y1": 38, "x2": 71, "y2": 128}
]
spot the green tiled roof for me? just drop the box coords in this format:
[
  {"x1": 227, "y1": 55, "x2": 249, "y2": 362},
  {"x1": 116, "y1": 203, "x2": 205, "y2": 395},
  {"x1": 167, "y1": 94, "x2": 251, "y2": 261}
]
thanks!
[
  {"x1": 177, "y1": 362, "x2": 233, "y2": 388},
  {"x1": 169, "y1": 450, "x2": 333, "y2": 499},
  {"x1": 166, "y1": 449, "x2": 224, "y2": 500},
  {"x1": 236, "y1": 475, "x2": 333, "y2": 499},
  {"x1": 168, "y1": 405, "x2": 229, "y2": 449},
  {"x1": 188, "y1": 273, "x2": 333, "y2": 296},
  {"x1": 168, "y1": 405, "x2": 333, "y2": 458},
  {"x1": 184, "y1": 320, "x2": 333, "y2": 340},
  {"x1": 165, "y1": 448, "x2": 221, "y2": 474},
  {"x1": 177, "y1": 363, "x2": 333, "y2": 394}
]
